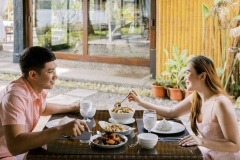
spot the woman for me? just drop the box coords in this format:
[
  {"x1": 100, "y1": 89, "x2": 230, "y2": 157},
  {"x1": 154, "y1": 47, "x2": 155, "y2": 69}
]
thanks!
[{"x1": 128, "y1": 56, "x2": 240, "y2": 160}]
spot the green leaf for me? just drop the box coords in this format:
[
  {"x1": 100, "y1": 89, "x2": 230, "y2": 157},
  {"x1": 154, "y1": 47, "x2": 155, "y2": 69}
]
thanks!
[
  {"x1": 214, "y1": 0, "x2": 222, "y2": 5},
  {"x1": 163, "y1": 49, "x2": 169, "y2": 56},
  {"x1": 172, "y1": 45, "x2": 179, "y2": 59},
  {"x1": 230, "y1": 15, "x2": 240, "y2": 24},
  {"x1": 202, "y1": 4, "x2": 210, "y2": 20}
]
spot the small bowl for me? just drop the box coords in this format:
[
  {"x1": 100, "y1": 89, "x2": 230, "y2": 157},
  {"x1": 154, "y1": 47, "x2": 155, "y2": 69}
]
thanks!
[
  {"x1": 137, "y1": 133, "x2": 158, "y2": 149},
  {"x1": 108, "y1": 107, "x2": 135, "y2": 123}
]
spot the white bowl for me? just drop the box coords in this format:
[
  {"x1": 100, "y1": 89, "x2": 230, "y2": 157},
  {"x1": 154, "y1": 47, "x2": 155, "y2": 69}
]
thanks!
[
  {"x1": 137, "y1": 133, "x2": 158, "y2": 149},
  {"x1": 108, "y1": 107, "x2": 135, "y2": 123}
]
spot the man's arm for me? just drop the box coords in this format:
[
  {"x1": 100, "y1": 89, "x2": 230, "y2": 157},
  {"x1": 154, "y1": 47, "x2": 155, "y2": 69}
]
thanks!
[
  {"x1": 42, "y1": 103, "x2": 80, "y2": 116},
  {"x1": 4, "y1": 119, "x2": 89, "y2": 156}
]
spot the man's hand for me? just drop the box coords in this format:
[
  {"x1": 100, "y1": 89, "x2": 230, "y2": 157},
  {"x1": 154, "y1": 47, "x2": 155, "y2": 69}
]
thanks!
[{"x1": 59, "y1": 119, "x2": 90, "y2": 137}]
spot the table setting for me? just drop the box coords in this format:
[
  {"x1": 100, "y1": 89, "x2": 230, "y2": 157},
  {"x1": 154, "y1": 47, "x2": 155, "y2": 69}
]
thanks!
[{"x1": 26, "y1": 96, "x2": 203, "y2": 160}]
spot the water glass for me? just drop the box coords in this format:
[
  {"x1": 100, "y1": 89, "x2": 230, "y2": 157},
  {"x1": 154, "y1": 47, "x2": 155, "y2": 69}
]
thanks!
[
  {"x1": 143, "y1": 109, "x2": 157, "y2": 133},
  {"x1": 80, "y1": 100, "x2": 92, "y2": 122},
  {"x1": 80, "y1": 100, "x2": 92, "y2": 114}
]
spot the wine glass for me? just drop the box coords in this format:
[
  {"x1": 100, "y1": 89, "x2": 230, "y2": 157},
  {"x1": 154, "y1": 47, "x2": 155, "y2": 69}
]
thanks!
[
  {"x1": 143, "y1": 109, "x2": 157, "y2": 133},
  {"x1": 80, "y1": 100, "x2": 92, "y2": 122}
]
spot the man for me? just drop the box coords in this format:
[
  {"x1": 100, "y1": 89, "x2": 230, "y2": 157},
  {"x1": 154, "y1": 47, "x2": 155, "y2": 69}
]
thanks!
[{"x1": 0, "y1": 46, "x2": 90, "y2": 160}]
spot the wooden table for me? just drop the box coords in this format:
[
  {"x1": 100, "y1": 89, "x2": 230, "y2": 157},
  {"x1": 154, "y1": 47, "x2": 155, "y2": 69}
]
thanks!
[{"x1": 27, "y1": 110, "x2": 203, "y2": 160}]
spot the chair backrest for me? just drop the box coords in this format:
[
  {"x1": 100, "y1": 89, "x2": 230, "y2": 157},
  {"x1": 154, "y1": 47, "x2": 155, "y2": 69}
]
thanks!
[
  {"x1": 143, "y1": 18, "x2": 149, "y2": 30},
  {"x1": 5, "y1": 26, "x2": 13, "y2": 34}
]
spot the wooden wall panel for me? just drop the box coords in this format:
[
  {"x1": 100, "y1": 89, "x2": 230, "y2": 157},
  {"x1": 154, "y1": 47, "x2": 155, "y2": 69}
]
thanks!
[{"x1": 156, "y1": 0, "x2": 239, "y2": 77}]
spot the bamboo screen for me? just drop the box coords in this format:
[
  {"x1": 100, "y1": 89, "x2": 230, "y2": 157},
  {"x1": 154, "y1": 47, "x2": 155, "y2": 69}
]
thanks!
[{"x1": 156, "y1": 0, "x2": 240, "y2": 77}]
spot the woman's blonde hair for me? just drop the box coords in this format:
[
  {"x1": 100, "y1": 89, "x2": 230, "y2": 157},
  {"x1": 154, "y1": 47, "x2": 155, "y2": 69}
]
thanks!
[{"x1": 189, "y1": 56, "x2": 234, "y2": 135}]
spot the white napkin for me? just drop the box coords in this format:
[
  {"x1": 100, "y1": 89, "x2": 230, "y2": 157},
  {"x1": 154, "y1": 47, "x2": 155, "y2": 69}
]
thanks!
[{"x1": 58, "y1": 116, "x2": 75, "y2": 125}]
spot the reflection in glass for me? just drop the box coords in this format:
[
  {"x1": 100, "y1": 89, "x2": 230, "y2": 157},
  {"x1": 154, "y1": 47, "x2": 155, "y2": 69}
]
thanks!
[
  {"x1": 138, "y1": 148, "x2": 158, "y2": 154},
  {"x1": 32, "y1": 0, "x2": 83, "y2": 54},
  {"x1": 87, "y1": 0, "x2": 150, "y2": 59}
]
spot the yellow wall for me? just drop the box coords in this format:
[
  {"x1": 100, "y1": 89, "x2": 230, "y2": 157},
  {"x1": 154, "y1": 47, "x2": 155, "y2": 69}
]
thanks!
[{"x1": 156, "y1": 0, "x2": 239, "y2": 76}]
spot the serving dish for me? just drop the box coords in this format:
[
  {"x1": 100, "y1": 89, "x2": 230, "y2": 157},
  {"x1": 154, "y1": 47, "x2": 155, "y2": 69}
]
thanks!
[
  {"x1": 98, "y1": 121, "x2": 135, "y2": 135},
  {"x1": 108, "y1": 106, "x2": 135, "y2": 124},
  {"x1": 91, "y1": 133, "x2": 128, "y2": 149},
  {"x1": 147, "y1": 121, "x2": 185, "y2": 134}
]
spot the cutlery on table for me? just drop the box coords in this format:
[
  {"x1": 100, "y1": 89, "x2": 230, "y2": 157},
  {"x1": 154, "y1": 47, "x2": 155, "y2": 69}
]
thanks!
[
  {"x1": 115, "y1": 90, "x2": 135, "y2": 107},
  {"x1": 158, "y1": 137, "x2": 182, "y2": 141},
  {"x1": 115, "y1": 93, "x2": 130, "y2": 107}
]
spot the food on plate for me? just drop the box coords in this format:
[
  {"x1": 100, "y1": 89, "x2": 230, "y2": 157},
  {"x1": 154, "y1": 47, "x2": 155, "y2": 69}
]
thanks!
[
  {"x1": 58, "y1": 116, "x2": 73, "y2": 125},
  {"x1": 92, "y1": 131, "x2": 125, "y2": 145},
  {"x1": 111, "y1": 104, "x2": 133, "y2": 113},
  {"x1": 156, "y1": 119, "x2": 172, "y2": 131},
  {"x1": 104, "y1": 124, "x2": 127, "y2": 132}
]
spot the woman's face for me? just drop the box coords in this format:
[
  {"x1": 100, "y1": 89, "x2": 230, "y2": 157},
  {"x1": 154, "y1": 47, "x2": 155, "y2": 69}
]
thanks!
[{"x1": 184, "y1": 62, "x2": 201, "y2": 91}]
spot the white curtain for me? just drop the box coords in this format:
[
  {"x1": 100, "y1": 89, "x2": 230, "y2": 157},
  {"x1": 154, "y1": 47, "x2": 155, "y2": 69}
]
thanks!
[{"x1": 0, "y1": 0, "x2": 8, "y2": 40}]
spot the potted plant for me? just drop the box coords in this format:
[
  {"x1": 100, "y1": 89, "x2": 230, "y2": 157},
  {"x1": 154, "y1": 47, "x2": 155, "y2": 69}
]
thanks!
[
  {"x1": 141, "y1": 74, "x2": 169, "y2": 98},
  {"x1": 162, "y1": 45, "x2": 194, "y2": 101},
  {"x1": 184, "y1": 89, "x2": 193, "y2": 98},
  {"x1": 235, "y1": 97, "x2": 240, "y2": 120},
  {"x1": 151, "y1": 75, "x2": 171, "y2": 98}
]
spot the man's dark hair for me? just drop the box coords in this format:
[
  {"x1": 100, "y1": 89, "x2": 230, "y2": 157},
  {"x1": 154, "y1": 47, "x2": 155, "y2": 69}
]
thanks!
[{"x1": 19, "y1": 46, "x2": 56, "y2": 78}]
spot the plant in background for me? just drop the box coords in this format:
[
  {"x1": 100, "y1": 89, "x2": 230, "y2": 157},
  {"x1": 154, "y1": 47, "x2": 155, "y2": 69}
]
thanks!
[
  {"x1": 202, "y1": 0, "x2": 240, "y2": 61},
  {"x1": 152, "y1": 75, "x2": 170, "y2": 88},
  {"x1": 162, "y1": 45, "x2": 194, "y2": 90},
  {"x1": 141, "y1": 74, "x2": 169, "y2": 88},
  {"x1": 236, "y1": 96, "x2": 240, "y2": 109},
  {"x1": 141, "y1": 74, "x2": 169, "y2": 98},
  {"x1": 202, "y1": 0, "x2": 240, "y2": 98}
]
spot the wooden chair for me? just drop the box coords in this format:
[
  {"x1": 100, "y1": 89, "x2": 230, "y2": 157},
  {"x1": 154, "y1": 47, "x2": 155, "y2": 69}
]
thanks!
[
  {"x1": 142, "y1": 18, "x2": 149, "y2": 41},
  {"x1": 5, "y1": 26, "x2": 14, "y2": 42},
  {"x1": 111, "y1": 21, "x2": 133, "y2": 37}
]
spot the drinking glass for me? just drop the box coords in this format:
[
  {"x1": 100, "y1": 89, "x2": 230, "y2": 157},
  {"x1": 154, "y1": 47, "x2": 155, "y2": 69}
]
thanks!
[
  {"x1": 80, "y1": 100, "x2": 92, "y2": 122},
  {"x1": 143, "y1": 109, "x2": 157, "y2": 133}
]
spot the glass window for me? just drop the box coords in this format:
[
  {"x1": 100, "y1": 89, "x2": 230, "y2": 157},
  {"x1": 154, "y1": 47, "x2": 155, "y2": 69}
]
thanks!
[
  {"x1": 87, "y1": 0, "x2": 150, "y2": 59},
  {"x1": 32, "y1": 0, "x2": 83, "y2": 54},
  {"x1": 32, "y1": 0, "x2": 150, "y2": 59}
]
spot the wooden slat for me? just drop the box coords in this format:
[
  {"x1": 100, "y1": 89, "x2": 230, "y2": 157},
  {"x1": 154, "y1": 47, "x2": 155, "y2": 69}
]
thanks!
[
  {"x1": 55, "y1": 53, "x2": 150, "y2": 67},
  {"x1": 156, "y1": 0, "x2": 239, "y2": 77}
]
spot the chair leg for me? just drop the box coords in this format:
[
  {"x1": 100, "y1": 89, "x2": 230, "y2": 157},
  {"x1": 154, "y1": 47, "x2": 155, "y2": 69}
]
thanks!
[
  {"x1": 145, "y1": 30, "x2": 149, "y2": 42},
  {"x1": 0, "y1": 44, "x2": 3, "y2": 51}
]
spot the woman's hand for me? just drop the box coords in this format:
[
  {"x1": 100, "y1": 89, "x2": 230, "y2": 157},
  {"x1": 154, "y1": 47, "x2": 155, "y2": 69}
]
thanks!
[
  {"x1": 178, "y1": 135, "x2": 202, "y2": 146},
  {"x1": 60, "y1": 119, "x2": 90, "y2": 137},
  {"x1": 128, "y1": 90, "x2": 143, "y2": 105}
]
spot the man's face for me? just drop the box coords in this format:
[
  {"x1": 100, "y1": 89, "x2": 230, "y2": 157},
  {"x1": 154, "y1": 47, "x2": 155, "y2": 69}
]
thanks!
[{"x1": 35, "y1": 60, "x2": 58, "y2": 90}]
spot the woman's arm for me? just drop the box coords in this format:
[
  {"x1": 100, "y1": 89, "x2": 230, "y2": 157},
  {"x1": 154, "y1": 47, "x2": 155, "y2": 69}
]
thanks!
[
  {"x1": 179, "y1": 98, "x2": 240, "y2": 152},
  {"x1": 128, "y1": 90, "x2": 192, "y2": 118},
  {"x1": 209, "y1": 98, "x2": 240, "y2": 152}
]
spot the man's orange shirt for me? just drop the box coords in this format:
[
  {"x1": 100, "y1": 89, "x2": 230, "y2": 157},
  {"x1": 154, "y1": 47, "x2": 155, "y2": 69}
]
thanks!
[{"x1": 0, "y1": 77, "x2": 47, "y2": 159}]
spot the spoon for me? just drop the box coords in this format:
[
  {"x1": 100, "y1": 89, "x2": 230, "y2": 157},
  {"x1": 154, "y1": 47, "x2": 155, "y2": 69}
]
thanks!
[{"x1": 115, "y1": 93, "x2": 131, "y2": 107}]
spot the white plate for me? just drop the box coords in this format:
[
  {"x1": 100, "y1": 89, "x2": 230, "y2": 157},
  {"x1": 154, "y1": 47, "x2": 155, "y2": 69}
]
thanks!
[
  {"x1": 91, "y1": 134, "x2": 128, "y2": 149},
  {"x1": 46, "y1": 118, "x2": 75, "y2": 128},
  {"x1": 147, "y1": 121, "x2": 185, "y2": 134},
  {"x1": 98, "y1": 121, "x2": 135, "y2": 135},
  {"x1": 108, "y1": 118, "x2": 135, "y2": 125}
]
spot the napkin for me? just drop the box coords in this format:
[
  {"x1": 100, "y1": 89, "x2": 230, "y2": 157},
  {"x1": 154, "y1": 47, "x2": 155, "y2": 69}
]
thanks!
[
  {"x1": 55, "y1": 118, "x2": 95, "y2": 140},
  {"x1": 58, "y1": 116, "x2": 75, "y2": 125}
]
